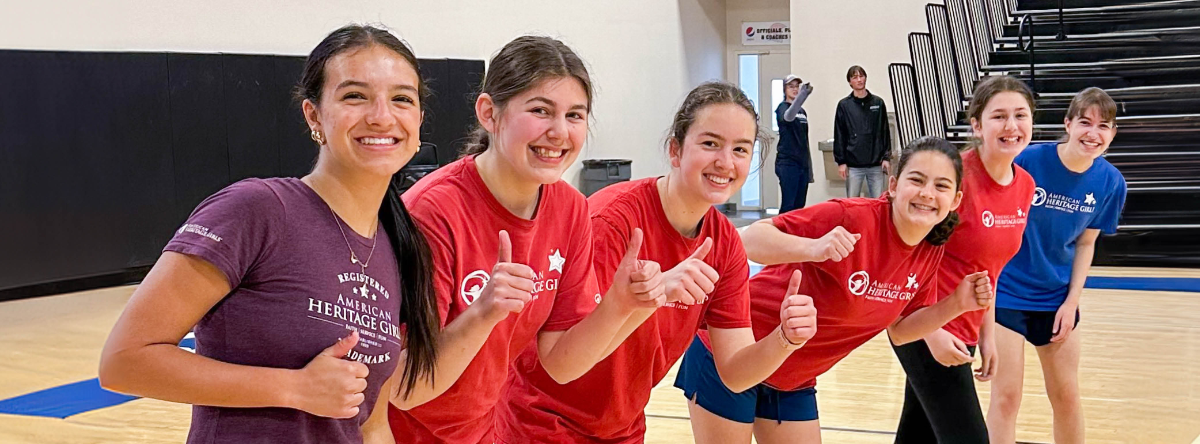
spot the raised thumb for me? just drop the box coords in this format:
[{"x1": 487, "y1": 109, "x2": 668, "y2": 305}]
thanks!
[{"x1": 321, "y1": 330, "x2": 359, "y2": 358}]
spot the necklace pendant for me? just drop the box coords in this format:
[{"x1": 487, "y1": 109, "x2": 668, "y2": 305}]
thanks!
[{"x1": 351, "y1": 257, "x2": 359, "y2": 264}]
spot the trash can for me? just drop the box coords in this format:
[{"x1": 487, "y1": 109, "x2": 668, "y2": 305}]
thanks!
[{"x1": 580, "y1": 159, "x2": 632, "y2": 196}]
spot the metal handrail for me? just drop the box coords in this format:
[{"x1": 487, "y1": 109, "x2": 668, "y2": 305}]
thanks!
[
  {"x1": 888, "y1": 63, "x2": 923, "y2": 147},
  {"x1": 1056, "y1": 0, "x2": 1067, "y2": 41},
  {"x1": 926, "y1": 4, "x2": 961, "y2": 128},
  {"x1": 1018, "y1": 14, "x2": 1036, "y2": 93}
]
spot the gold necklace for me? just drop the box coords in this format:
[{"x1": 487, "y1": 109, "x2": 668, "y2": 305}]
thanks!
[{"x1": 329, "y1": 206, "x2": 378, "y2": 273}]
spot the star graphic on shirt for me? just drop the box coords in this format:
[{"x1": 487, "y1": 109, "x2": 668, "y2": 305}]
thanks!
[
  {"x1": 1017, "y1": 208, "x2": 1025, "y2": 217},
  {"x1": 548, "y1": 249, "x2": 565, "y2": 274},
  {"x1": 1084, "y1": 193, "x2": 1096, "y2": 205},
  {"x1": 360, "y1": 282, "x2": 372, "y2": 300},
  {"x1": 906, "y1": 273, "x2": 919, "y2": 289}
]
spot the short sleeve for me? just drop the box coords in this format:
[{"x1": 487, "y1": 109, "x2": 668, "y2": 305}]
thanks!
[
  {"x1": 589, "y1": 215, "x2": 628, "y2": 295},
  {"x1": 771, "y1": 200, "x2": 847, "y2": 239},
  {"x1": 543, "y1": 203, "x2": 601, "y2": 331},
  {"x1": 703, "y1": 229, "x2": 752, "y2": 329},
  {"x1": 408, "y1": 208, "x2": 459, "y2": 327},
  {"x1": 1089, "y1": 171, "x2": 1127, "y2": 235},
  {"x1": 164, "y1": 179, "x2": 282, "y2": 289}
]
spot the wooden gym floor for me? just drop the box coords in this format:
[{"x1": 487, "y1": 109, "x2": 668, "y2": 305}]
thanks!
[{"x1": 0, "y1": 266, "x2": 1198, "y2": 443}]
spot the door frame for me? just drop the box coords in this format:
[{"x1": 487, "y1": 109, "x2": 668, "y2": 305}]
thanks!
[{"x1": 731, "y1": 49, "x2": 790, "y2": 212}]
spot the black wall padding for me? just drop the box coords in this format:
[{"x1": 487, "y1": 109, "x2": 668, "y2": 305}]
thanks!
[
  {"x1": 224, "y1": 55, "x2": 284, "y2": 182},
  {"x1": 275, "y1": 57, "x2": 315, "y2": 178},
  {"x1": 0, "y1": 51, "x2": 175, "y2": 292},
  {"x1": 418, "y1": 58, "x2": 450, "y2": 163},
  {"x1": 168, "y1": 53, "x2": 232, "y2": 227},
  {"x1": 416, "y1": 58, "x2": 485, "y2": 165},
  {"x1": 0, "y1": 49, "x2": 484, "y2": 296},
  {"x1": 442, "y1": 59, "x2": 486, "y2": 164}
]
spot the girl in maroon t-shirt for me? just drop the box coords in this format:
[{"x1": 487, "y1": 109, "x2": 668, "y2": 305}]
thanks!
[
  {"x1": 679, "y1": 137, "x2": 995, "y2": 443},
  {"x1": 495, "y1": 82, "x2": 819, "y2": 443},
  {"x1": 99, "y1": 26, "x2": 494, "y2": 444},
  {"x1": 387, "y1": 36, "x2": 666, "y2": 444}
]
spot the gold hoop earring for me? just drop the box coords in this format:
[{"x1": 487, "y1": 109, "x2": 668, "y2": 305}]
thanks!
[{"x1": 310, "y1": 130, "x2": 326, "y2": 145}]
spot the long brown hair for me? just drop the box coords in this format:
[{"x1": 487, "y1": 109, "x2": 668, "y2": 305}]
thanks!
[{"x1": 296, "y1": 24, "x2": 439, "y2": 398}]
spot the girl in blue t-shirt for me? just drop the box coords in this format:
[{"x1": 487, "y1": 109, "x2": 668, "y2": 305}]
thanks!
[{"x1": 987, "y1": 87, "x2": 1128, "y2": 444}]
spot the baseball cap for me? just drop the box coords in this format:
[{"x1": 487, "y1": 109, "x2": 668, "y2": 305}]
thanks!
[{"x1": 784, "y1": 74, "x2": 802, "y2": 85}]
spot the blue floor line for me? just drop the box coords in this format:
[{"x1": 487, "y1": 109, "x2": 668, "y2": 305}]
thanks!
[
  {"x1": 0, "y1": 336, "x2": 196, "y2": 418},
  {"x1": 0, "y1": 378, "x2": 137, "y2": 419},
  {"x1": 2, "y1": 274, "x2": 1197, "y2": 419}
]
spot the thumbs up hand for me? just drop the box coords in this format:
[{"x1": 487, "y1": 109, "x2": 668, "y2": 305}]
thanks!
[
  {"x1": 662, "y1": 237, "x2": 719, "y2": 305},
  {"x1": 473, "y1": 230, "x2": 536, "y2": 325},
  {"x1": 294, "y1": 330, "x2": 371, "y2": 418},
  {"x1": 778, "y1": 270, "x2": 817, "y2": 346},
  {"x1": 609, "y1": 228, "x2": 665, "y2": 312}
]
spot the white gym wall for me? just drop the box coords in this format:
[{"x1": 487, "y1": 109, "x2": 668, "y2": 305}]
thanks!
[
  {"x1": 0, "y1": 0, "x2": 727, "y2": 187},
  {"x1": 789, "y1": 0, "x2": 937, "y2": 203}
]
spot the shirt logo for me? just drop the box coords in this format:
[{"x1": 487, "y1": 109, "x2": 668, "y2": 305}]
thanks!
[
  {"x1": 460, "y1": 270, "x2": 490, "y2": 305},
  {"x1": 849, "y1": 270, "x2": 919, "y2": 303},
  {"x1": 906, "y1": 273, "x2": 919, "y2": 289},
  {"x1": 177, "y1": 223, "x2": 223, "y2": 243},
  {"x1": 354, "y1": 282, "x2": 372, "y2": 300},
  {"x1": 1032, "y1": 187, "x2": 1047, "y2": 206},
  {"x1": 979, "y1": 207, "x2": 1026, "y2": 228},
  {"x1": 1033, "y1": 187, "x2": 1097, "y2": 215},
  {"x1": 308, "y1": 272, "x2": 401, "y2": 366},
  {"x1": 848, "y1": 271, "x2": 871, "y2": 296},
  {"x1": 548, "y1": 249, "x2": 565, "y2": 274},
  {"x1": 461, "y1": 247, "x2": 564, "y2": 305}
]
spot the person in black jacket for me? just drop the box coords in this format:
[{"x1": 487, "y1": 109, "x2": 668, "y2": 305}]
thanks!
[
  {"x1": 775, "y1": 74, "x2": 813, "y2": 213},
  {"x1": 834, "y1": 65, "x2": 891, "y2": 198}
]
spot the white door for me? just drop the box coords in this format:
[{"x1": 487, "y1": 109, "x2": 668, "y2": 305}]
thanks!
[{"x1": 735, "y1": 51, "x2": 790, "y2": 212}]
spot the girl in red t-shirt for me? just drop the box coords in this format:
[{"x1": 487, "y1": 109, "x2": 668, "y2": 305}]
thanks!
[
  {"x1": 496, "y1": 82, "x2": 818, "y2": 443},
  {"x1": 387, "y1": 36, "x2": 666, "y2": 444},
  {"x1": 679, "y1": 137, "x2": 995, "y2": 443},
  {"x1": 891, "y1": 75, "x2": 1037, "y2": 444}
]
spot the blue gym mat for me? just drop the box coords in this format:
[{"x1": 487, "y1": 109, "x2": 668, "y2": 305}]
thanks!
[
  {"x1": 0, "y1": 336, "x2": 196, "y2": 418},
  {"x1": 0, "y1": 379, "x2": 137, "y2": 419}
]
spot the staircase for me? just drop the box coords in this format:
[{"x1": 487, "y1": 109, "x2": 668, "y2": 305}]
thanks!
[{"x1": 888, "y1": 0, "x2": 1200, "y2": 266}]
